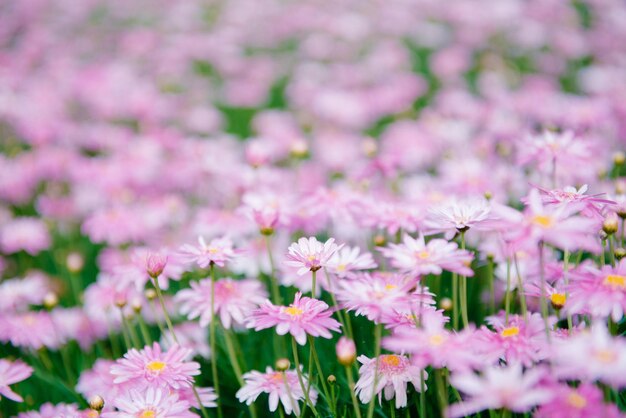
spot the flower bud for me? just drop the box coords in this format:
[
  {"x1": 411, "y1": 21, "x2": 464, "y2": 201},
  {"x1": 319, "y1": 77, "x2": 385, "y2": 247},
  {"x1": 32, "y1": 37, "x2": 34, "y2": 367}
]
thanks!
[
  {"x1": 43, "y1": 292, "x2": 58, "y2": 310},
  {"x1": 615, "y1": 248, "x2": 626, "y2": 261},
  {"x1": 88, "y1": 395, "x2": 105, "y2": 412},
  {"x1": 336, "y1": 337, "x2": 356, "y2": 367},
  {"x1": 327, "y1": 374, "x2": 336, "y2": 384},
  {"x1": 373, "y1": 235, "x2": 386, "y2": 247},
  {"x1": 275, "y1": 358, "x2": 290, "y2": 372},
  {"x1": 66, "y1": 252, "x2": 84, "y2": 273},
  {"x1": 602, "y1": 215, "x2": 619, "y2": 235},
  {"x1": 290, "y1": 140, "x2": 309, "y2": 159},
  {"x1": 131, "y1": 298, "x2": 143, "y2": 314},
  {"x1": 362, "y1": 138, "x2": 378, "y2": 158},
  {"x1": 146, "y1": 252, "x2": 168, "y2": 279},
  {"x1": 614, "y1": 151, "x2": 625, "y2": 166},
  {"x1": 114, "y1": 297, "x2": 127, "y2": 309},
  {"x1": 145, "y1": 289, "x2": 157, "y2": 301},
  {"x1": 440, "y1": 297, "x2": 453, "y2": 311}
]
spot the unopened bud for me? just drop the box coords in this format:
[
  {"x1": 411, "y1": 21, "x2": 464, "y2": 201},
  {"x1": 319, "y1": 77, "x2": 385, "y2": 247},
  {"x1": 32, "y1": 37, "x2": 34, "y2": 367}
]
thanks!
[
  {"x1": 615, "y1": 248, "x2": 626, "y2": 261},
  {"x1": 275, "y1": 358, "x2": 290, "y2": 372},
  {"x1": 88, "y1": 395, "x2": 105, "y2": 412},
  {"x1": 43, "y1": 292, "x2": 58, "y2": 310},
  {"x1": 614, "y1": 151, "x2": 625, "y2": 166},
  {"x1": 260, "y1": 227, "x2": 274, "y2": 236},
  {"x1": 336, "y1": 337, "x2": 356, "y2": 367},
  {"x1": 484, "y1": 191, "x2": 493, "y2": 201},
  {"x1": 362, "y1": 138, "x2": 378, "y2": 158},
  {"x1": 602, "y1": 215, "x2": 619, "y2": 235},
  {"x1": 146, "y1": 252, "x2": 168, "y2": 279},
  {"x1": 66, "y1": 252, "x2": 84, "y2": 273},
  {"x1": 440, "y1": 297, "x2": 453, "y2": 311},
  {"x1": 145, "y1": 289, "x2": 157, "y2": 301},
  {"x1": 114, "y1": 297, "x2": 127, "y2": 309},
  {"x1": 131, "y1": 298, "x2": 142, "y2": 313},
  {"x1": 327, "y1": 375, "x2": 336, "y2": 384},
  {"x1": 290, "y1": 140, "x2": 309, "y2": 158},
  {"x1": 373, "y1": 235, "x2": 386, "y2": 247}
]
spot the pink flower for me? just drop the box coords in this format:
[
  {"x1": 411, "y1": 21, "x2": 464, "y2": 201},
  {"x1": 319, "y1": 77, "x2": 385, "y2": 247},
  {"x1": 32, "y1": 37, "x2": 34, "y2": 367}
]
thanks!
[
  {"x1": 355, "y1": 354, "x2": 427, "y2": 408},
  {"x1": 176, "y1": 277, "x2": 268, "y2": 329},
  {"x1": 146, "y1": 252, "x2": 168, "y2": 279},
  {"x1": 17, "y1": 403, "x2": 82, "y2": 418},
  {"x1": 535, "y1": 383, "x2": 623, "y2": 418},
  {"x1": 180, "y1": 236, "x2": 237, "y2": 268},
  {"x1": 325, "y1": 245, "x2": 377, "y2": 278},
  {"x1": 476, "y1": 312, "x2": 551, "y2": 366},
  {"x1": 336, "y1": 337, "x2": 357, "y2": 366},
  {"x1": 110, "y1": 343, "x2": 200, "y2": 390},
  {"x1": 566, "y1": 259, "x2": 626, "y2": 321},
  {"x1": 236, "y1": 366, "x2": 317, "y2": 416},
  {"x1": 336, "y1": 273, "x2": 418, "y2": 323},
  {"x1": 247, "y1": 292, "x2": 341, "y2": 345},
  {"x1": 101, "y1": 387, "x2": 196, "y2": 418},
  {"x1": 424, "y1": 197, "x2": 493, "y2": 237},
  {"x1": 448, "y1": 363, "x2": 552, "y2": 417},
  {"x1": 284, "y1": 237, "x2": 343, "y2": 275},
  {"x1": 0, "y1": 311, "x2": 61, "y2": 349},
  {"x1": 0, "y1": 217, "x2": 51, "y2": 255},
  {"x1": 533, "y1": 184, "x2": 615, "y2": 219},
  {"x1": 378, "y1": 234, "x2": 474, "y2": 277},
  {"x1": 0, "y1": 359, "x2": 33, "y2": 402},
  {"x1": 552, "y1": 325, "x2": 626, "y2": 387}
]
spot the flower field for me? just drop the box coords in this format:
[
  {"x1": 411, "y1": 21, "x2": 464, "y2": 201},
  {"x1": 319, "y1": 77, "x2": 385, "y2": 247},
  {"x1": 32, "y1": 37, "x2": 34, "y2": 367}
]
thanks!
[{"x1": 2, "y1": 0, "x2": 626, "y2": 417}]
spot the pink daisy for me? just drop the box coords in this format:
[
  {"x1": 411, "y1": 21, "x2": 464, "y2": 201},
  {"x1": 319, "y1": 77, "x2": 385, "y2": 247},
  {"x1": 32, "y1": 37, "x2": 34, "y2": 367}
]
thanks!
[
  {"x1": 110, "y1": 343, "x2": 200, "y2": 390},
  {"x1": 180, "y1": 236, "x2": 237, "y2": 268},
  {"x1": 0, "y1": 217, "x2": 51, "y2": 255},
  {"x1": 284, "y1": 237, "x2": 343, "y2": 275},
  {"x1": 355, "y1": 354, "x2": 427, "y2": 408},
  {"x1": 325, "y1": 245, "x2": 377, "y2": 278},
  {"x1": 247, "y1": 292, "x2": 341, "y2": 345},
  {"x1": 533, "y1": 184, "x2": 615, "y2": 219},
  {"x1": 0, "y1": 359, "x2": 33, "y2": 402},
  {"x1": 176, "y1": 277, "x2": 268, "y2": 329},
  {"x1": 236, "y1": 366, "x2": 318, "y2": 416},
  {"x1": 17, "y1": 403, "x2": 82, "y2": 418},
  {"x1": 448, "y1": 363, "x2": 552, "y2": 417},
  {"x1": 101, "y1": 387, "x2": 196, "y2": 418},
  {"x1": 535, "y1": 383, "x2": 624, "y2": 418},
  {"x1": 378, "y1": 234, "x2": 474, "y2": 277},
  {"x1": 424, "y1": 196, "x2": 493, "y2": 237}
]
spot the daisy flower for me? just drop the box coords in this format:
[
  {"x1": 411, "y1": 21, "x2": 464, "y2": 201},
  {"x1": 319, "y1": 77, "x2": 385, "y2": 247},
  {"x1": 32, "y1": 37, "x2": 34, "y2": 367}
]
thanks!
[
  {"x1": 17, "y1": 403, "x2": 82, "y2": 418},
  {"x1": 355, "y1": 354, "x2": 427, "y2": 408},
  {"x1": 378, "y1": 234, "x2": 474, "y2": 277},
  {"x1": 566, "y1": 259, "x2": 626, "y2": 321},
  {"x1": 533, "y1": 184, "x2": 614, "y2": 219},
  {"x1": 284, "y1": 237, "x2": 343, "y2": 275},
  {"x1": 552, "y1": 324, "x2": 626, "y2": 387},
  {"x1": 0, "y1": 359, "x2": 33, "y2": 402},
  {"x1": 424, "y1": 196, "x2": 493, "y2": 237},
  {"x1": 247, "y1": 292, "x2": 341, "y2": 345},
  {"x1": 110, "y1": 343, "x2": 200, "y2": 390},
  {"x1": 535, "y1": 383, "x2": 623, "y2": 418},
  {"x1": 236, "y1": 366, "x2": 317, "y2": 416},
  {"x1": 448, "y1": 363, "x2": 552, "y2": 417},
  {"x1": 336, "y1": 273, "x2": 417, "y2": 323},
  {"x1": 176, "y1": 277, "x2": 268, "y2": 329},
  {"x1": 476, "y1": 313, "x2": 551, "y2": 366},
  {"x1": 325, "y1": 245, "x2": 377, "y2": 278},
  {"x1": 180, "y1": 236, "x2": 237, "y2": 268},
  {"x1": 101, "y1": 387, "x2": 196, "y2": 418},
  {"x1": 0, "y1": 311, "x2": 62, "y2": 350}
]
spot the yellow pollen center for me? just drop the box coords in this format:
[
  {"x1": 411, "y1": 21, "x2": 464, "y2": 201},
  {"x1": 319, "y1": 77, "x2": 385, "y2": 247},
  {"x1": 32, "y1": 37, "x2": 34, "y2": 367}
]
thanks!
[
  {"x1": 416, "y1": 251, "x2": 430, "y2": 260},
  {"x1": 532, "y1": 215, "x2": 553, "y2": 228},
  {"x1": 384, "y1": 284, "x2": 397, "y2": 291},
  {"x1": 208, "y1": 247, "x2": 219, "y2": 254},
  {"x1": 550, "y1": 293, "x2": 566, "y2": 306},
  {"x1": 146, "y1": 361, "x2": 166, "y2": 373},
  {"x1": 567, "y1": 392, "x2": 587, "y2": 409},
  {"x1": 381, "y1": 355, "x2": 401, "y2": 367},
  {"x1": 604, "y1": 274, "x2": 626, "y2": 289},
  {"x1": 429, "y1": 334, "x2": 445, "y2": 346},
  {"x1": 284, "y1": 306, "x2": 304, "y2": 316},
  {"x1": 337, "y1": 264, "x2": 346, "y2": 271},
  {"x1": 501, "y1": 326, "x2": 520, "y2": 338},
  {"x1": 271, "y1": 372, "x2": 284, "y2": 382},
  {"x1": 139, "y1": 410, "x2": 156, "y2": 418},
  {"x1": 594, "y1": 349, "x2": 617, "y2": 364}
]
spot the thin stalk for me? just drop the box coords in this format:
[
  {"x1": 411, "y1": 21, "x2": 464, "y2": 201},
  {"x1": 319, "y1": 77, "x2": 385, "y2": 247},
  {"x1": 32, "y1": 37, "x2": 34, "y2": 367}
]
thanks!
[
  {"x1": 123, "y1": 315, "x2": 141, "y2": 348},
  {"x1": 291, "y1": 337, "x2": 318, "y2": 416},
  {"x1": 136, "y1": 314, "x2": 152, "y2": 345},
  {"x1": 366, "y1": 323, "x2": 383, "y2": 418},
  {"x1": 308, "y1": 336, "x2": 330, "y2": 400},
  {"x1": 419, "y1": 370, "x2": 426, "y2": 418},
  {"x1": 119, "y1": 313, "x2": 133, "y2": 350},
  {"x1": 311, "y1": 270, "x2": 317, "y2": 297},
  {"x1": 452, "y1": 273, "x2": 459, "y2": 330},
  {"x1": 345, "y1": 365, "x2": 362, "y2": 418},
  {"x1": 562, "y1": 251, "x2": 573, "y2": 331},
  {"x1": 324, "y1": 268, "x2": 353, "y2": 339},
  {"x1": 60, "y1": 345, "x2": 75, "y2": 383},
  {"x1": 513, "y1": 253, "x2": 528, "y2": 319},
  {"x1": 148, "y1": 299, "x2": 167, "y2": 336},
  {"x1": 459, "y1": 231, "x2": 469, "y2": 328},
  {"x1": 224, "y1": 329, "x2": 257, "y2": 418},
  {"x1": 209, "y1": 263, "x2": 223, "y2": 418},
  {"x1": 264, "y1": 234, "x2": 283, "y2": 305},
  {"x1": 505, "y1": 260, "x2": 512, "y2": 324},
  {"x1": 434, "y1": 369, "x2": 447, "y2": 418},
  {"x1": 538, "y1": 242, "x2": 551, "y2": 343},
  {"x1": 487, "y1": 256, "x2": 495, "y2": 315},
  {"x1": 609, "y1": 235, "x2": 616, "y2": 267}
]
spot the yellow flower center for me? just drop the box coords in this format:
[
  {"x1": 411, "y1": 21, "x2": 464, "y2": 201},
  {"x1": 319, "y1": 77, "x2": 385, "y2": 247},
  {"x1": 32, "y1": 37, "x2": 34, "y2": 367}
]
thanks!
[
  {"x1": 381, "y1": 355, "x2": 401, "y2": 367},
  {"x1": 550, "y1": 293, "x2": 566, "y2": 307},
  {"x1": 337, "y1": 264, "x2": 346, "y2": 272},
  {"x1": 429, "y1": 334, "x2": 445, "y2": 346},
  {"x1": 500, "y1": 326, "x2": 520, "y2": 338},
  {"x1": 139, "y1": 410, "x2": 156, "y2": 418},
  {"x1": 416, "y1": 251, "x2": 430, "y2": 260},
  {"x1": 284, "y1": 306, "x2": 304, "y2": 316},
  {"x1": 146, "y1": 361, "x2": 166, "y2": 373},
  {"x1": 594, "y1": 349, "x2": 617, "y2": 364},
  {"x1": 532, "y1": 215, "x2": 553, "y2": 228},
  {"x1": 307, "y1": 255, "x2": 317, "y2": 261},
  {"x1": 208, "y1": 247, "x2": 219, "y2": 254},
  {"x1": 271, "y1": 372, "x2": 285, "y2": 382},
  {"x1": 604, "y1": 274, "x2": 626, "y2": 289},
  {"x1": 384, "y1": 284, "x2": 397, "y2": 291},
  {"x1": 567, "y1": 392, "x2": 587, "y2": 409},
  {"x1": 86, "y1": 411, "x2": 99, "y2": 418}
]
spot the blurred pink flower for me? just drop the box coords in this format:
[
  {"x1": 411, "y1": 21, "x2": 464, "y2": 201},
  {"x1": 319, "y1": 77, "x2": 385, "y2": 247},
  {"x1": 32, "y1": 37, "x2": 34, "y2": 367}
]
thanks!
[
  {"x1": 285, "y1": 237, "x2": 343, "y2": 275},
  {"x1": 0, "y1": 359, "x2": 33, "y2": 402},
  {"x1": 0, "y1": 218, "x2": 50, "y2": 255},
  {"x1": 101, "y1": 387, "x2": 196, "y2": 418},
  {"x1": 180, "y1": 236, "x2": 237, "y2": 268}
]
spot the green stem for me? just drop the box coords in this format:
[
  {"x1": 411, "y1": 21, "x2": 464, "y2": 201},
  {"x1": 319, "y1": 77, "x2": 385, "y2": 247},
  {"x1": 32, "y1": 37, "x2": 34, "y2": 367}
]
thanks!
[
  {"x1": 123, "y1": 315, "x2": 141, "y2": 348},
  {"x1": 419, "y1": 370, "x2": 426, "y2": 418},
  {"x1": 459, "y1": 232, "x2": 469, "y2": 328},
  {"x1": 308, "y1": 336, "x2": 330, "y2": 401},
  {"x1": 148, "y1": 299, "x2": 167, "y2": 337},
  {"x1": 609, "y1": 235, "x2": 616, "y2": 267},
  {"x1": 538, "y1": 242, "x2": 551, "y2": 343},
  {"x1": 60, "y1": 345, "x2": 75, "y2": 383},
  {"x1": 311, "y1": 270, "x2": 317, "y2": 297},
  {"x1": 487, "y1": 257, "x2": 495, "y2": 315},
  {"x1": 345, "y1": 365, "x2": 363, "y2": 418},
  {"x1": 137, "y1": 314, "x2": 152, "y2": 345},
  {"x1": 434, "y1": 369, "x2": 447, "y2": 418},
  {"x1": 504, "y1": 260, "x2": 512, "y2": 324},
  {"x1": 224, "y1": 329, "x2": 257, "y2": 418},
  {"x1": 291, "y1": 337, "x2": 318, "y2": 416},
  {"x1": 452, "y1": 273, "x2": 459, "y2": 330},
  {"x1": 563, "y1": 251, "x2": 573, "y2": 331},
  {"x1": 264, "y1": 234, "x2": 283, "y2": 305},
  {"x1": 366, "y1": 323, "x2": 383, "y2": 418},
  {"x1": 209, "y1": 263, "x2": 223, "y2": 418},
  {"x1": 513, "y1": 254, "x2": 528, "y2": 319},
  {"x1": 324, "y1": 268, "x2": 353, "y2": 338}
]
